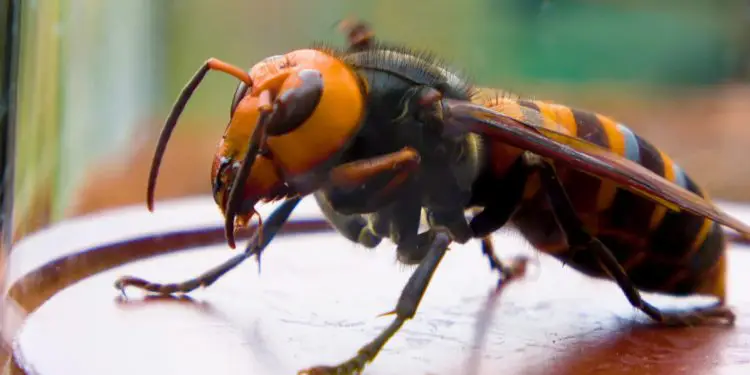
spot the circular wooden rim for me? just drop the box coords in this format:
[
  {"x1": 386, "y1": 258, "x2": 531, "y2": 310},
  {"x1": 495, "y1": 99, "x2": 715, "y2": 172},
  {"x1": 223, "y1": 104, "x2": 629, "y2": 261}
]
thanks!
[
  {"x1": 3, "y1": 197, "x2": 750, "y2": 374},
  {"x1": 2, "y1": 197, "x2": 335, "y2": 374}
]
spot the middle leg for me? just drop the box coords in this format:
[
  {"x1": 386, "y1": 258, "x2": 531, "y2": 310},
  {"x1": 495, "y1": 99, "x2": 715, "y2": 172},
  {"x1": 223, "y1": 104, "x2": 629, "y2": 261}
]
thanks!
[
  {"x1": 298, "y1": 229, "x2": 453, "y2": 375},
  {"x1": 480, "y1": 236, "x2": 530, "y2": 285},
  {"x1": 469, "y1": 158, "x2": 531, "y2": 284}
]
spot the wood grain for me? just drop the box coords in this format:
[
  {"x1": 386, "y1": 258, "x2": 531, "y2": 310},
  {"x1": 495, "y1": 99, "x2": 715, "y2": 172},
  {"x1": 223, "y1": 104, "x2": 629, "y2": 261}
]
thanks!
[{"x1": 4, "y1": 197, "x2": 750, "y2": 375}]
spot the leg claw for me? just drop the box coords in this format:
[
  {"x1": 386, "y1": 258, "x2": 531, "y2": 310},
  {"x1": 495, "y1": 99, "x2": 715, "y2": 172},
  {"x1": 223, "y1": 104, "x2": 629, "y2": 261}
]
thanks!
[
  {"x1": 659, "y1": 305, "x2": 736, "y2": 327},
  {"x1": 496, "y1": 255, "x2": 532, "y2": 287}
]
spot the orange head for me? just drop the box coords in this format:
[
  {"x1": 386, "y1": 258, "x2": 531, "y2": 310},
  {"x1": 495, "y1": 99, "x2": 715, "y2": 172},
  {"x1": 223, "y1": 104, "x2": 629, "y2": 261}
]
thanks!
[{"x1": 147, "y1": 49, "x2": 366, "y2": 248}]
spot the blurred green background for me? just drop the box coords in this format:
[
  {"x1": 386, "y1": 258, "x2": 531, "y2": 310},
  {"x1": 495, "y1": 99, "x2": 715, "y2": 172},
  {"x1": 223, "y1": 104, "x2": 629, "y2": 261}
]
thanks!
[{"x1": 10, "y1": 0, "x2": 750, "y2": 241}]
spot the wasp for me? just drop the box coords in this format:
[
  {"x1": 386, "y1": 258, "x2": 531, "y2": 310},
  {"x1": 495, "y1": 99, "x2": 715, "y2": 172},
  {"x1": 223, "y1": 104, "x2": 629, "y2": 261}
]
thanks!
[{"x1": 115, "y1": 19, "x2": 750, "y2": 375}]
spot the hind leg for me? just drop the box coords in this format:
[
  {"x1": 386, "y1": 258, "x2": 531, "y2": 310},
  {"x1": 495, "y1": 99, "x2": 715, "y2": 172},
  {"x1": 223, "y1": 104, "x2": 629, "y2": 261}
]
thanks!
[{"x1": 533, "y1": 155, "x2": 735, "y2": 326}]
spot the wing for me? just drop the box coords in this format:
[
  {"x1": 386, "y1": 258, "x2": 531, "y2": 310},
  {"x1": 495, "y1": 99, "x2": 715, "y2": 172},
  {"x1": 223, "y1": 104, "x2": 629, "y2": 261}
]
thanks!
[{"x1": 441, "y1": 98, "x2": 750, "y2": 237}]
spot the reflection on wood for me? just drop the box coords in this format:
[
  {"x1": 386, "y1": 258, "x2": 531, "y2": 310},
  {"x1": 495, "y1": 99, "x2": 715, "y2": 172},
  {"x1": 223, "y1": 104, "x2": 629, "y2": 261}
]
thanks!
[{"x1": 4, "y1": 197, "x2": 750, "y2": 374}]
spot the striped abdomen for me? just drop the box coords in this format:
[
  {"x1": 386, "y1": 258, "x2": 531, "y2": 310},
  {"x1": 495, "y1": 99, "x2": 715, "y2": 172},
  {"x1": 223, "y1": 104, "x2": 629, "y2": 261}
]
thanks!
[{"x1": 486, "y1": 97, "x2": 727, "y2": 300}]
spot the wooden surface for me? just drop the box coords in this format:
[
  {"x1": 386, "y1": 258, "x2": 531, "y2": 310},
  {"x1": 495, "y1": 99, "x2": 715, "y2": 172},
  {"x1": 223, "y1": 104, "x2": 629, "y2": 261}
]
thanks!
[{"x1": 4, "y1": 197, "x2": 750, "y2": 375}]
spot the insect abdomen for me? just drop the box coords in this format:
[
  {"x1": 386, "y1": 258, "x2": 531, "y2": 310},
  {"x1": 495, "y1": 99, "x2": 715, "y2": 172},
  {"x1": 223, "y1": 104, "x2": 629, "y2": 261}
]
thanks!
[{"x1": 504, "y1": 99, "x2": 727, "y2": 299}]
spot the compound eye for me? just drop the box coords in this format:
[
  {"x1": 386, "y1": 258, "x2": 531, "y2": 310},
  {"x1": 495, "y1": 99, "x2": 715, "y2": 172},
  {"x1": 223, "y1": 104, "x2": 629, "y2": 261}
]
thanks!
[
  {"x1": 230, "y1": 81, "x2": 250, "y2": 117},
  {"x1": 267, "y1": 69, "x2": 324, "y2": 136}
]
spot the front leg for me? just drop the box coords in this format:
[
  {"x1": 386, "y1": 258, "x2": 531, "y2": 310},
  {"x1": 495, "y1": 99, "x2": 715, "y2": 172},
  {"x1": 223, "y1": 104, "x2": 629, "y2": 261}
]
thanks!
[
  {"x1": 314, "y1": 191, "x2": 383, "y2": 249},
  {"x1": 115, "y1": 196, "x2": 302, "y2": 295},
  {"x1": 529, "y1": 153, "x2": 735, "y2": 326},
  {"x1": 298, "y1": 229, "x2": 452, "y2": 375},
  {"x1": 323, "y1": 147, "x2": 420, "y2": 215},
  {"x1": 314, "y1": 147, "x2": 422, "y2": 249}
]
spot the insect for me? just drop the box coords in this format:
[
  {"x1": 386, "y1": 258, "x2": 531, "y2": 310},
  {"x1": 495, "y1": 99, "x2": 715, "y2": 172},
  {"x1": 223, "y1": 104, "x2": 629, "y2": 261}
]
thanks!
[{"x1": 115, "y1": 19, "x2": 750, "y2": 375}]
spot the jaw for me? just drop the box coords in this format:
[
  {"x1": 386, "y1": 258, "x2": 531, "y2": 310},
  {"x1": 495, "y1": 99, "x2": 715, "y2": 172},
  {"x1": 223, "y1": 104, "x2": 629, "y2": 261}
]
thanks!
[{"x1": 213, "y1": 186, "x2": 256, "y2": 224}]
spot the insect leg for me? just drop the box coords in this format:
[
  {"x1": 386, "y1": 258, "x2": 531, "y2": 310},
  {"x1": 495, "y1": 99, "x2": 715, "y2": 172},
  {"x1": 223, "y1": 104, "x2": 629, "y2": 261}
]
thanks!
[
  {"x1": 468, "y1": 158, "x2": 527, "y2": 238},
  {"x1": 298, "y1": 229, "x2": 452, "y2": 375},
  {"x1": 428, "y1": 205, "x2": 530, "y2": 282},
  {"x1": 312, "y1": 146, "x2": 423, "y2": 252},
  {"x1": 480, "y1": 236, "x2": 530, "y2": 285},
  {"x1": 321, "y1": 147, "x2": 420, "y2": 215},
  {"x1": 313, "y1": 191, "x2": 383, "y2": 248},
  {"x1": 114, "y1": 196, "x2": 302, "y2": 296},
  {"x1": 469, "y1": 158, "x2": 530, "y2": 282},
  {"x1": 533, "y1": 155, "x2": 735, "y2": 326},
  {"x1": 326, "y1": 147, "x2": 419, "y2": 203}
]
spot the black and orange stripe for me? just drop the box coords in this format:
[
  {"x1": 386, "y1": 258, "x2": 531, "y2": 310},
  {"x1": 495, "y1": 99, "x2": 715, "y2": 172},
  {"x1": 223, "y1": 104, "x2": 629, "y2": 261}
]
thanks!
[{"x1": 482, "y1": 97, "x2": 726, "y2": 300}]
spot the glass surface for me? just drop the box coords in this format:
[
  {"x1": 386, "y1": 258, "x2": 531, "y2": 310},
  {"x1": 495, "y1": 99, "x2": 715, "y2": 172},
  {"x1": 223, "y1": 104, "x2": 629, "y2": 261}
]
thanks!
[
  {"x1": 1, "y1": 0, "x2": 21, "y2": 363},
  {"x1": 1, "y1": 1, "x2": 749, "y2": 374}
]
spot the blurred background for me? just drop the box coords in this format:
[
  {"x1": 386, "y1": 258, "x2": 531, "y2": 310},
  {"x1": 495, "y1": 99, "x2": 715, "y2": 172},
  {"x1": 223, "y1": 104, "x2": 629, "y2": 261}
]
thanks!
[{"x1": 2, "y1": 0, "x2": 750, "y2": 365}]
